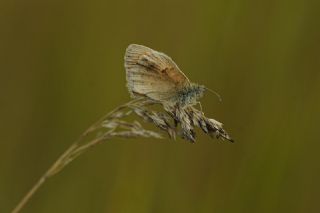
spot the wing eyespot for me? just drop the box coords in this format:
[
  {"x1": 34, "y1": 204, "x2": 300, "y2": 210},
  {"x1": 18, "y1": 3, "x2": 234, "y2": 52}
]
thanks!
[{"x1": 161, "y1": 68, "x2": 167, "y2": 74}]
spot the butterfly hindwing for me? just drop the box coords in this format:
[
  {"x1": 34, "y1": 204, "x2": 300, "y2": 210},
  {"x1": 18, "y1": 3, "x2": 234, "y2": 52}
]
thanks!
[{"x1": 125, "y1": 44, "x2": 190, "y2": 102}]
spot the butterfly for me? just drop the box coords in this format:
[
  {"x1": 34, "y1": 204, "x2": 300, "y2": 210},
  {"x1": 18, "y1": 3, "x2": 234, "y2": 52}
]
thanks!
[{"x1": 124, "y1": 44, "x2": 220, "y2": 108}]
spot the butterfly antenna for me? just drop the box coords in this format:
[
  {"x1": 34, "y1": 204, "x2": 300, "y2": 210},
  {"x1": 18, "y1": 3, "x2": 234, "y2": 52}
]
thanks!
[{"x1": 205, "y1": 87, "x2": 222, "y2": 102}]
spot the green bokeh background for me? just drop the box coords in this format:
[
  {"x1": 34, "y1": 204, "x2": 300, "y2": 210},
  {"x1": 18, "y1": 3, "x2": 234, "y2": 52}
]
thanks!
[{"x1": 1, "y1": 0, "x2": 320, "y2": 212}]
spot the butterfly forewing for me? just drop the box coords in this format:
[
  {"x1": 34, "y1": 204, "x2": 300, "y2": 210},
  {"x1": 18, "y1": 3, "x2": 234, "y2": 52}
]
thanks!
[{"x1": 125, "y1": 44, "x2": 190, "y2": 102}]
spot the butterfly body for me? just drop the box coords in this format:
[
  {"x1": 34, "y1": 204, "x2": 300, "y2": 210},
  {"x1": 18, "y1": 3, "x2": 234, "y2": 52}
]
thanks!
[
  {"x1": 125, "y1": 44, "x2": 205, "y2": 108},
  {"x1": 173, "y1": 83, "x2": 205, "y2": 107}
]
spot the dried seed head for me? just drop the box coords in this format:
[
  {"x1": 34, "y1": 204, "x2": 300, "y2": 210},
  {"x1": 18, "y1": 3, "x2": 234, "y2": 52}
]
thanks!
[{"x1": 102, "y1": 98, "x2": 233, "y2": 143}]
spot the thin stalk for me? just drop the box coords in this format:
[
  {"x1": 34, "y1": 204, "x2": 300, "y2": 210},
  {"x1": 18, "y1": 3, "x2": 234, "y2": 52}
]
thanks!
[{"x1": 11, "y1": 99, "x2": 145, "y2": 213}]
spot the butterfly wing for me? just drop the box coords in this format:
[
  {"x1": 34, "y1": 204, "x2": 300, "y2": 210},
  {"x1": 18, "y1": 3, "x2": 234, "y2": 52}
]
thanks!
[{"x1": 125, "y1": 44, "x2": 190, "y2": 102}]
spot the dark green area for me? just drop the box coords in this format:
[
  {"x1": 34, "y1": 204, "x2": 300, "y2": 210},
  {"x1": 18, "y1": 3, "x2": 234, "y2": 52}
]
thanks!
[{"x1": 1, "y1": 0, "x2": 319, "y2": 212}]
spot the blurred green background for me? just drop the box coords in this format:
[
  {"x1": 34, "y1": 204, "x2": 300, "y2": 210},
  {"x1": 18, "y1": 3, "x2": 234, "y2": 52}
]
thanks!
[{"x1": 1, "y1": 0, "x2": 320, "y2": 212}]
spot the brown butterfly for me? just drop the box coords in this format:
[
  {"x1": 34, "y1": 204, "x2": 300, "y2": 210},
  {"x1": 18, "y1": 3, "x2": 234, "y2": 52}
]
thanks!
[{"x1": 124, "y1": 44, "x2": 220, "y2": 108}]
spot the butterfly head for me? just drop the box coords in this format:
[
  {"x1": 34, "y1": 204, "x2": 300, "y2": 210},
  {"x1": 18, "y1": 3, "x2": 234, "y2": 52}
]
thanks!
[{"x1": 176, "y1": 83, "x2": 206, "y2": 107}]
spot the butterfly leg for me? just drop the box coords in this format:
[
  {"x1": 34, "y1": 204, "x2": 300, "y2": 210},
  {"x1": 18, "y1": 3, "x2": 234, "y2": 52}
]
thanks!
[{"x1": 196, "y1": 101, "x2": 204, "y2": 115}]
